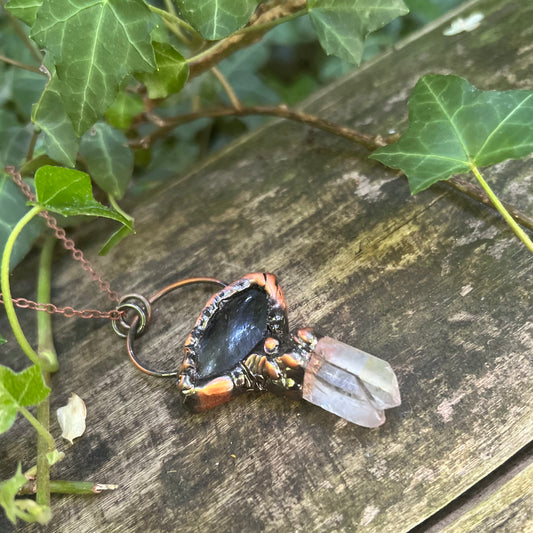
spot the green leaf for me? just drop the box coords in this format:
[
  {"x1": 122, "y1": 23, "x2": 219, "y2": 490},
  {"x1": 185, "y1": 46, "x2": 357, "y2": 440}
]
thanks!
[
  {"x1": 19, "y1": 154, "x2": 59, "y2": 176},
  {"x1": 0, "y1": 173, "x2": 45, "y2": 271},
  {"x1": 0, "y1": 464, "x2": 51, "y2": 525},
  {"x1": 30, "y1": 0, "x2": 156, "y2": 135},
  {"x1": 79, "y1": 123, "x2": 133, "y2": 199},
  {"x1": 5, "y1": 0, "x2": 43, "y2": 26},
  {"x1": 0, "y1": 15, "x2": 36, "y2": 64},
  {"x1": 0, "y1": 464, "x2": 27, "y2": 524},
  {"x1": 370, "y1": 75, "x2": 533, "y2": 193},
  {"x1": 98, "y1": 224, "x2": 133, "y2": 256},
  {"x1": 0, "y1": 334, "x2": 6, "y2": 346},
  {"x1": 11, "y1": 498, "x2": 51, "y2": 525},
  {"x1": 176, "y1": 0, "x2": 259, "y2": 40},
  {"x1": 308, "y1": 0, "x2": 409, "y2": 64},
  {"x1": 32, "y1": 73, "x2": 79, "y2": 167},
  {"x1": 32, "y1": 166, "x2": 133, "y2": 228},
  {"x1": 46, "y1": 449, "x2": 64, "y2": 466},
  {"x1": 136, "y1": 41, "x2": 188, "y2": 99},
  {"x1": 0, "y1": 464, "x2": 26, "y2": 524},
  {"x1": 105, "y1": 91, "x2": 144, "y2": 131},
  {"x1": 0, "y1": 365, "x2": 50, "y2": 434},
  {"x1": 8, "y1": 69, "x2": 47, "y2": 121},
  {"x1": 0, "y1": 110, "x2": 32, "y2": 168}
]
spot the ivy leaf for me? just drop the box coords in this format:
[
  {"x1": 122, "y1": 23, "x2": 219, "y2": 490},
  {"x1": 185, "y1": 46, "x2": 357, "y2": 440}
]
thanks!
[
  {"x1": 0, "y1": 464, "x2": 26, "y2": 524},
  {"x1": 308, "y1": 0, "x2": 409, "y2": 64},
  {"x1": 370, "y1": 75, "x2": 533, "y2": 193},
  {"x1": 0, "y1": 110, "x2": 32, "y2": 168},
  {"x1": 0, "y1": 464, "x2": 51, "y2": 525},
  {"x1": 30, "y1": 0, "x2": 156, "y2": 136},
  {"x1": 105, "y1": 91, "x2": 144, "y2": 131},
  {"x1": 0, "y1": 365, "x2": 50, "y2": 434},
  {"x1": 5, "y1": 0, "x2": 42, "y2": 27},
  {"x1": 32, "y1": 72, "x2": 79, "y2": 167},
  {"x1": 98, "y1": 224, "x2": 132, "y2": 256},
  {"x1": 19, "y1": 154, "x2": 59, "y2": 176},
  {"x1": 176, "y1": 0, "x2": 259, "y2": 40},
  {"x1": 79, "y1": 122, "x2": 133, "y2": 199},
  {"x1": 32, "y1": 165, "x2": 133, "y2": 229},
  {"x1": 136, "y1": 41, "x2": 188, "y2": 99},
  {"x1": 0, "y1": 173, "x2": 45, "y2": 271},
  {"x1": 8, "y1": 69, "x2": 47, "y2": 121}
]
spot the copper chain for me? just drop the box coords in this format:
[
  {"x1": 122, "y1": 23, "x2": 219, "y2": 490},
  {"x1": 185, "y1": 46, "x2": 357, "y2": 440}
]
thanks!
[
  {"x1": 0, "y1": 295, "x2": 123, "y2": 320},
  {"x1": 1, "y1": 167, "x2": 123, "y2": 320}
]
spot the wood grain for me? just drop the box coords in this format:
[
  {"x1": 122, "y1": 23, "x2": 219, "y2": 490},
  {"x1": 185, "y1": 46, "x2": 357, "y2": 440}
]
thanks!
[
  {"x1": 441, "y1": 461, "x2": 533, "y2": 533},
  {"x1": 1, "y1": 0, "x2": 532, "y2": 531}
]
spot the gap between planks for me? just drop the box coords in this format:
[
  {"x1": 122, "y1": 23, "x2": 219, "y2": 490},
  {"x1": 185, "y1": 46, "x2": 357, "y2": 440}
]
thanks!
[{"x1": 409, "y1": 441, "x2": 533, "y2": 532}]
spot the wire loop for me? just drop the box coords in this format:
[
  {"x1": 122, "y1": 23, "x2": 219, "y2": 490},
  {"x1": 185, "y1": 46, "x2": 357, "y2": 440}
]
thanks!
[
  {"x1": 121, "y1": 277, "x2": 226, "y2": 377},
  {"x1": 111, "y1": 293, "x2": 153, "y2": 338}
]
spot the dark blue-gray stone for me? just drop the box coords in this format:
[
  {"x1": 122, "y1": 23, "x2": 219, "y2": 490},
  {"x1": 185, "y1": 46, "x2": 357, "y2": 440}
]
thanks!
[{"x1": 196, "y1": 288, "x2": 268, "y2": 379}]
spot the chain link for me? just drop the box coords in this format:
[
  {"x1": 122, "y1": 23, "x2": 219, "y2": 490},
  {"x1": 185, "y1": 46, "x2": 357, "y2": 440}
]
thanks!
[
  {"x1": 0, "y1": 295, "x2": 124, "y2": 320},
  {"x1": 1, "y1": 167, "x2": 123, "y2": 320}
]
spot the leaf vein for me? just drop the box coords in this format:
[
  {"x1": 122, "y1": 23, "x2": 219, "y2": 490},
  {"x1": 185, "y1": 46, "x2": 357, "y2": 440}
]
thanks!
[
  {"x1": 78, "y1": 3, "x2": 107, "y2": 130},
  {"x1": 422, "y1": 77, "x2": 469, "y2": 162},
  {"x1": 42, "y1": 176, "x2": 86, "y2": 204},
  {"x1": 474, "y1": 93, "x2": 533, "y2": 161}
]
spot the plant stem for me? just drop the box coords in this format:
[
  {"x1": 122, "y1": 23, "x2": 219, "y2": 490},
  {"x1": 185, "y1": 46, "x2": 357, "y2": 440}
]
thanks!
[
  {"x1": 0, "y1": 0, "x2": 43, "y2": 63},
  {"x1": 147, "y1": 4, "x2": 198, "y2": 40},
  {"x1": 136, "y1": 104, "x2": 383, "y2": 150},
  {"x1": 469, "y1": 164, "x2": 533, "y2": 253},
  {"x1": 26, "y1": 129, "x2": 40, "y2": 162},
  {"x1": 19, "y1": 480, "x2": 119, "y2": 495},
  {"x1": 53, "y1": 481, "x2": 119, "y2": 494},
  {"x1": 35, "y1": 235, "x2": 58, "y2": 508},
  {"x1": 237, "y1": 8, "x2": 306, "y2": 36},
  {"x1": 134, "y1": 105, "x2": 533, "y2": 234},
  {"x1": 1, "y1": 206, "x2": 47, "y2": 368},
  {"x1": 36, "y1": 371, "x2": 51, "y2": 507},
  {"x1": 186, "y1": 8, "x2": 306, "y2": 66},
  {"x1": 18, "y1": 404, "x2": 56, "y2": 450},
  {"x1": 163, "y1": 0, "x2": 177, "y2": 16},
  {"x1": 37, "y1": 236, "x2": 58, "y2": 371},
  {"x1": 108, "y1": 195, "x2": 133, "y2": 224},
  {"x1": 187, "y1": 0, "x2": 307, "y2": 78},
  {"x1": 0, "y1": 53, "x2": 45, "y2": 76},
  {"x1": 211, "y1": 67, "x2": 242, "y2": 109},
  {"x1": 449, "y1": 176, "x2": 533, "y2": 235}
]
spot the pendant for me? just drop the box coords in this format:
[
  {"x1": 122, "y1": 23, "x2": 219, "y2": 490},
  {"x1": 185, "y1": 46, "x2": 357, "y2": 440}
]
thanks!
[{"x1": 116, "y1": 273, "x2": 401, "y2": 428}]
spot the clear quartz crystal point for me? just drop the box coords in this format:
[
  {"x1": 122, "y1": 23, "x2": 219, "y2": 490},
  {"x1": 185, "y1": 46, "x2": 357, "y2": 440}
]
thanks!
[{"x1": 302, "y1": 337, "x2": 401, "y2": 427}]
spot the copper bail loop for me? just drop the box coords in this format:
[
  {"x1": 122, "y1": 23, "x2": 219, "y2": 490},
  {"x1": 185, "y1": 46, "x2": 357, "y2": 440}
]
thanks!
[
  {"x1": 112, "y1": 294, "x2": 152, "y2": 338},
  {"x1": 115, "y1": 277, "x2": 226, "y2": 378}
]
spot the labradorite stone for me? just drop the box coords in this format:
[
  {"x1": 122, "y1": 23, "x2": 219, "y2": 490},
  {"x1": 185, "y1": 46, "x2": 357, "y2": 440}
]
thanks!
[{"x1": 196, "y1": 288, "x2": 269, "y2": 379}]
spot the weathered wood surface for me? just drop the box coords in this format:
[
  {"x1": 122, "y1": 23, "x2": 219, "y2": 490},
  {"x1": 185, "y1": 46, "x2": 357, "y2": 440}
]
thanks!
[
  {"x1": 441, "y1": 461, "x2": 533, "y2": 533},
  {"x1": 1, "y1": 0, "x2": 532, "y2": 531}
]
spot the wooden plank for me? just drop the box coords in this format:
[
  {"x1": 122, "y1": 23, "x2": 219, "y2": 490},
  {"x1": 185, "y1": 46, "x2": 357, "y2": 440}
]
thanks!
[
  {"x1": 413, "y1": 443, "x2": 533, "y2": 532},
  {"x1": 1, "y1": 0, "x2": 532, "y2": 531},
  {"x1": 441, "y1": 461, "x2": 533, "y2": 533}
]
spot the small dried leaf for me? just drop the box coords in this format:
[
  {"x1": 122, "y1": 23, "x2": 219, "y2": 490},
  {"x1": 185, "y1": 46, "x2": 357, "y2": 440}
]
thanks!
[
  {"x1": 56, "y1": 393, "x2": 87, "y2": 444},
  {"x1": 443, "y1": 13, "x2": 484, "y2": 36}
]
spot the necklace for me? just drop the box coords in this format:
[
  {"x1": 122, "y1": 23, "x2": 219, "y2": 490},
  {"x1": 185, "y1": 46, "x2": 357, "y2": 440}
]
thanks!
[
  {"x1": 3, "y1": 169, "x2": 401, "y2": 428},
  {"x1": 112, "y1": 272, "x2": 401, "y2": 428}
]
